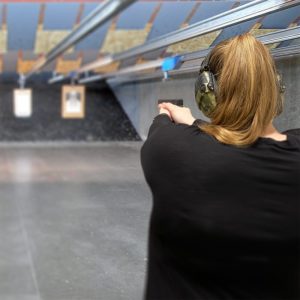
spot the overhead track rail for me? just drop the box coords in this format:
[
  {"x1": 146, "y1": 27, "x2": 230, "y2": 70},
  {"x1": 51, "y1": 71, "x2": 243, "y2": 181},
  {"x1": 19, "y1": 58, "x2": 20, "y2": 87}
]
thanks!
[
  {"x1": 271, "y1": 43, "x2": 300, "y2": 57},
  {"x1": 107, "y1": 44, "x2": 300, "y2": 85},
  {"x1": 253, "y1": 25, "x2": 300, "y2": 45},
  {"x1": 78, "y1": 59, "x2": 164, "y2": 84},
  {"x1": 182, "y1": 25, "x2": 300, "y2": 62},
  {"x1": 25, "y1": 0, "x2": 137, "y2": 80},
  {"x1": 77, "y1": 25, "x2": 300, "y2": 84},
  {"x1": 74, "y1": 0, "x2": 300, "y2": 76}
]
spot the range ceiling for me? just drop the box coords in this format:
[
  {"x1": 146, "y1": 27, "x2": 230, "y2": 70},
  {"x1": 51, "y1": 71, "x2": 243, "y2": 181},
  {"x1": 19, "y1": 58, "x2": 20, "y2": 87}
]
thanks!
[{"x1": 0, "y1": 0, "x2": 298, "y2": 74}]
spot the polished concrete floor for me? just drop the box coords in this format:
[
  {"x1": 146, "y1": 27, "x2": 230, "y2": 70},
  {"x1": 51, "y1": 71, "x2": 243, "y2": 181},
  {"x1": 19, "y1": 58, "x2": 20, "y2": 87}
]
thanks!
[{"x1": 0, "y1": 142, "x2": 150, "y2": 300}]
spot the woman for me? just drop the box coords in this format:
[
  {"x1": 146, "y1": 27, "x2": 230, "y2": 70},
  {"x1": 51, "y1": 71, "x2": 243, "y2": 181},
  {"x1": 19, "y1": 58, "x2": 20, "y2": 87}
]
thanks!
[{"x1": 140, "y1": 33, "x2": 300, "y2": 300}]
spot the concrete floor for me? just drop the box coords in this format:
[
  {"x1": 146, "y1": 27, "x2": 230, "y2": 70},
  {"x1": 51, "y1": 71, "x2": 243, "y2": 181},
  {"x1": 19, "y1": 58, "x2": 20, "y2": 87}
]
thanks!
[{"x1": 0, "y1": 142, "x2": 150, "y2": 300}]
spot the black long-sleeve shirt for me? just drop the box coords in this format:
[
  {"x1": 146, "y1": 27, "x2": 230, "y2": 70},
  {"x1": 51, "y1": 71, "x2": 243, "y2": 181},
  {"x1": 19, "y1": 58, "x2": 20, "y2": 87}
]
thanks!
[{"x1": 140, "y1": 113, "x2": 300, "y2": 300}]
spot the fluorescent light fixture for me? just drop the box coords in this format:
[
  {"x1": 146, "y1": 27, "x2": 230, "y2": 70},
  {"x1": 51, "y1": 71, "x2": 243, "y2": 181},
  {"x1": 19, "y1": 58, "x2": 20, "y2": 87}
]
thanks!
[{"x1": 13, "y1": 89, "x2": 32, "y2": 118}]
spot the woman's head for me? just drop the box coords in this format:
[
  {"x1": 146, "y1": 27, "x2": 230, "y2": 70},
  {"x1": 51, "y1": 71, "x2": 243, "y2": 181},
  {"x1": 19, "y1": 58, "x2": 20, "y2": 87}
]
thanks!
[{"x1": 198, "y1": 32, "x2": 284, "y2": 147}]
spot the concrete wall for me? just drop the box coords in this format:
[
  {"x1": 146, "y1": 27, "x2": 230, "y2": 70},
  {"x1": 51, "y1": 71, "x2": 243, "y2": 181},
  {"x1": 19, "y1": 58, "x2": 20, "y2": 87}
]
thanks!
[
  {"x1": 108, "y1": 55, "x2": 300, "y2": 140},
  {"x1": 275, "y1": 55, "x2": 300, "y2": 132}
]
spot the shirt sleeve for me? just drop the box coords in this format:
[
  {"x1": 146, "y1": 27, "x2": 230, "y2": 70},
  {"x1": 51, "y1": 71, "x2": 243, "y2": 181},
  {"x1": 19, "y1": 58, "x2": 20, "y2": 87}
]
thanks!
[
  {"x1": 283, "y1": 128, "x2": 300, "y2": 136},
  {"x1": 147, "y1": 113, "x2": 174, "y2": 138}
]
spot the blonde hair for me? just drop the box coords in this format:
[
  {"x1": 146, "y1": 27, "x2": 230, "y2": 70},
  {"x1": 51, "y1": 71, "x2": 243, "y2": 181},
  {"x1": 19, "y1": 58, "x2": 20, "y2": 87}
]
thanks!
[{"x1": 199, "y1": 33, "x2": 284, "y2": 147}]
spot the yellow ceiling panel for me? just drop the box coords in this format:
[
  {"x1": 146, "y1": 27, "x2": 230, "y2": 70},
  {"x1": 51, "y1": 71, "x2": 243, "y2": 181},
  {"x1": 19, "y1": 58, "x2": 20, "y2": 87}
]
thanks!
[
  {"x1": 166, "y1": 31, "x2": 222, "y2": 54},
  {"x1": 100, "y1": 25, "x2": 151, "y2": 54},
  {"x1": 35, "y1": 30, "x2": 72, "y2": 54},
  {"x1": 0, "y1": 30, "x2": 7, "y2": 53}
]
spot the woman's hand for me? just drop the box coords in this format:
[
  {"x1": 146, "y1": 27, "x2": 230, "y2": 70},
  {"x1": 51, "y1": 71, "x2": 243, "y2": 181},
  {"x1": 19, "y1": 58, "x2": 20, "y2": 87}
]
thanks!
[
  {"x1": 158, "y1": 102, "x2": 196, "y2": 125},
  {"x1": 158, "y1": 106, "x2": 172, "y2": 119}
]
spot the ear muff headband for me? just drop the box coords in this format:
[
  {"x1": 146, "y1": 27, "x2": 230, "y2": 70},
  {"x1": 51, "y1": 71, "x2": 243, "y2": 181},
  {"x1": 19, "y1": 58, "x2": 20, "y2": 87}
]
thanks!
[{"x1": 195, "y1": 52, "x2": 286, "y2": 118}]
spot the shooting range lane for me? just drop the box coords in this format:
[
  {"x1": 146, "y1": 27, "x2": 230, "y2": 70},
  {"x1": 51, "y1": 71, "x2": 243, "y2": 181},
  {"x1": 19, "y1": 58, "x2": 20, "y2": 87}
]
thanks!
[
  {"x1": 0, "y1": 142, "x2": 149, "y2": 300},
  {"x1": 0, "y1": 1, "x2": 298, "y2": 299}
]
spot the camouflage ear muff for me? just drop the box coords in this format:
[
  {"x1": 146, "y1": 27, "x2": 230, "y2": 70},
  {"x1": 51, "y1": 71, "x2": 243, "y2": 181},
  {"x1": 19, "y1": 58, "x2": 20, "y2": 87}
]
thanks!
[
  {"x1": 195, "y1": 53, "x2": 286, "y2": 118},
  {"x1": 194, "y1": 53, "x2": 218, "y2": 118}
]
